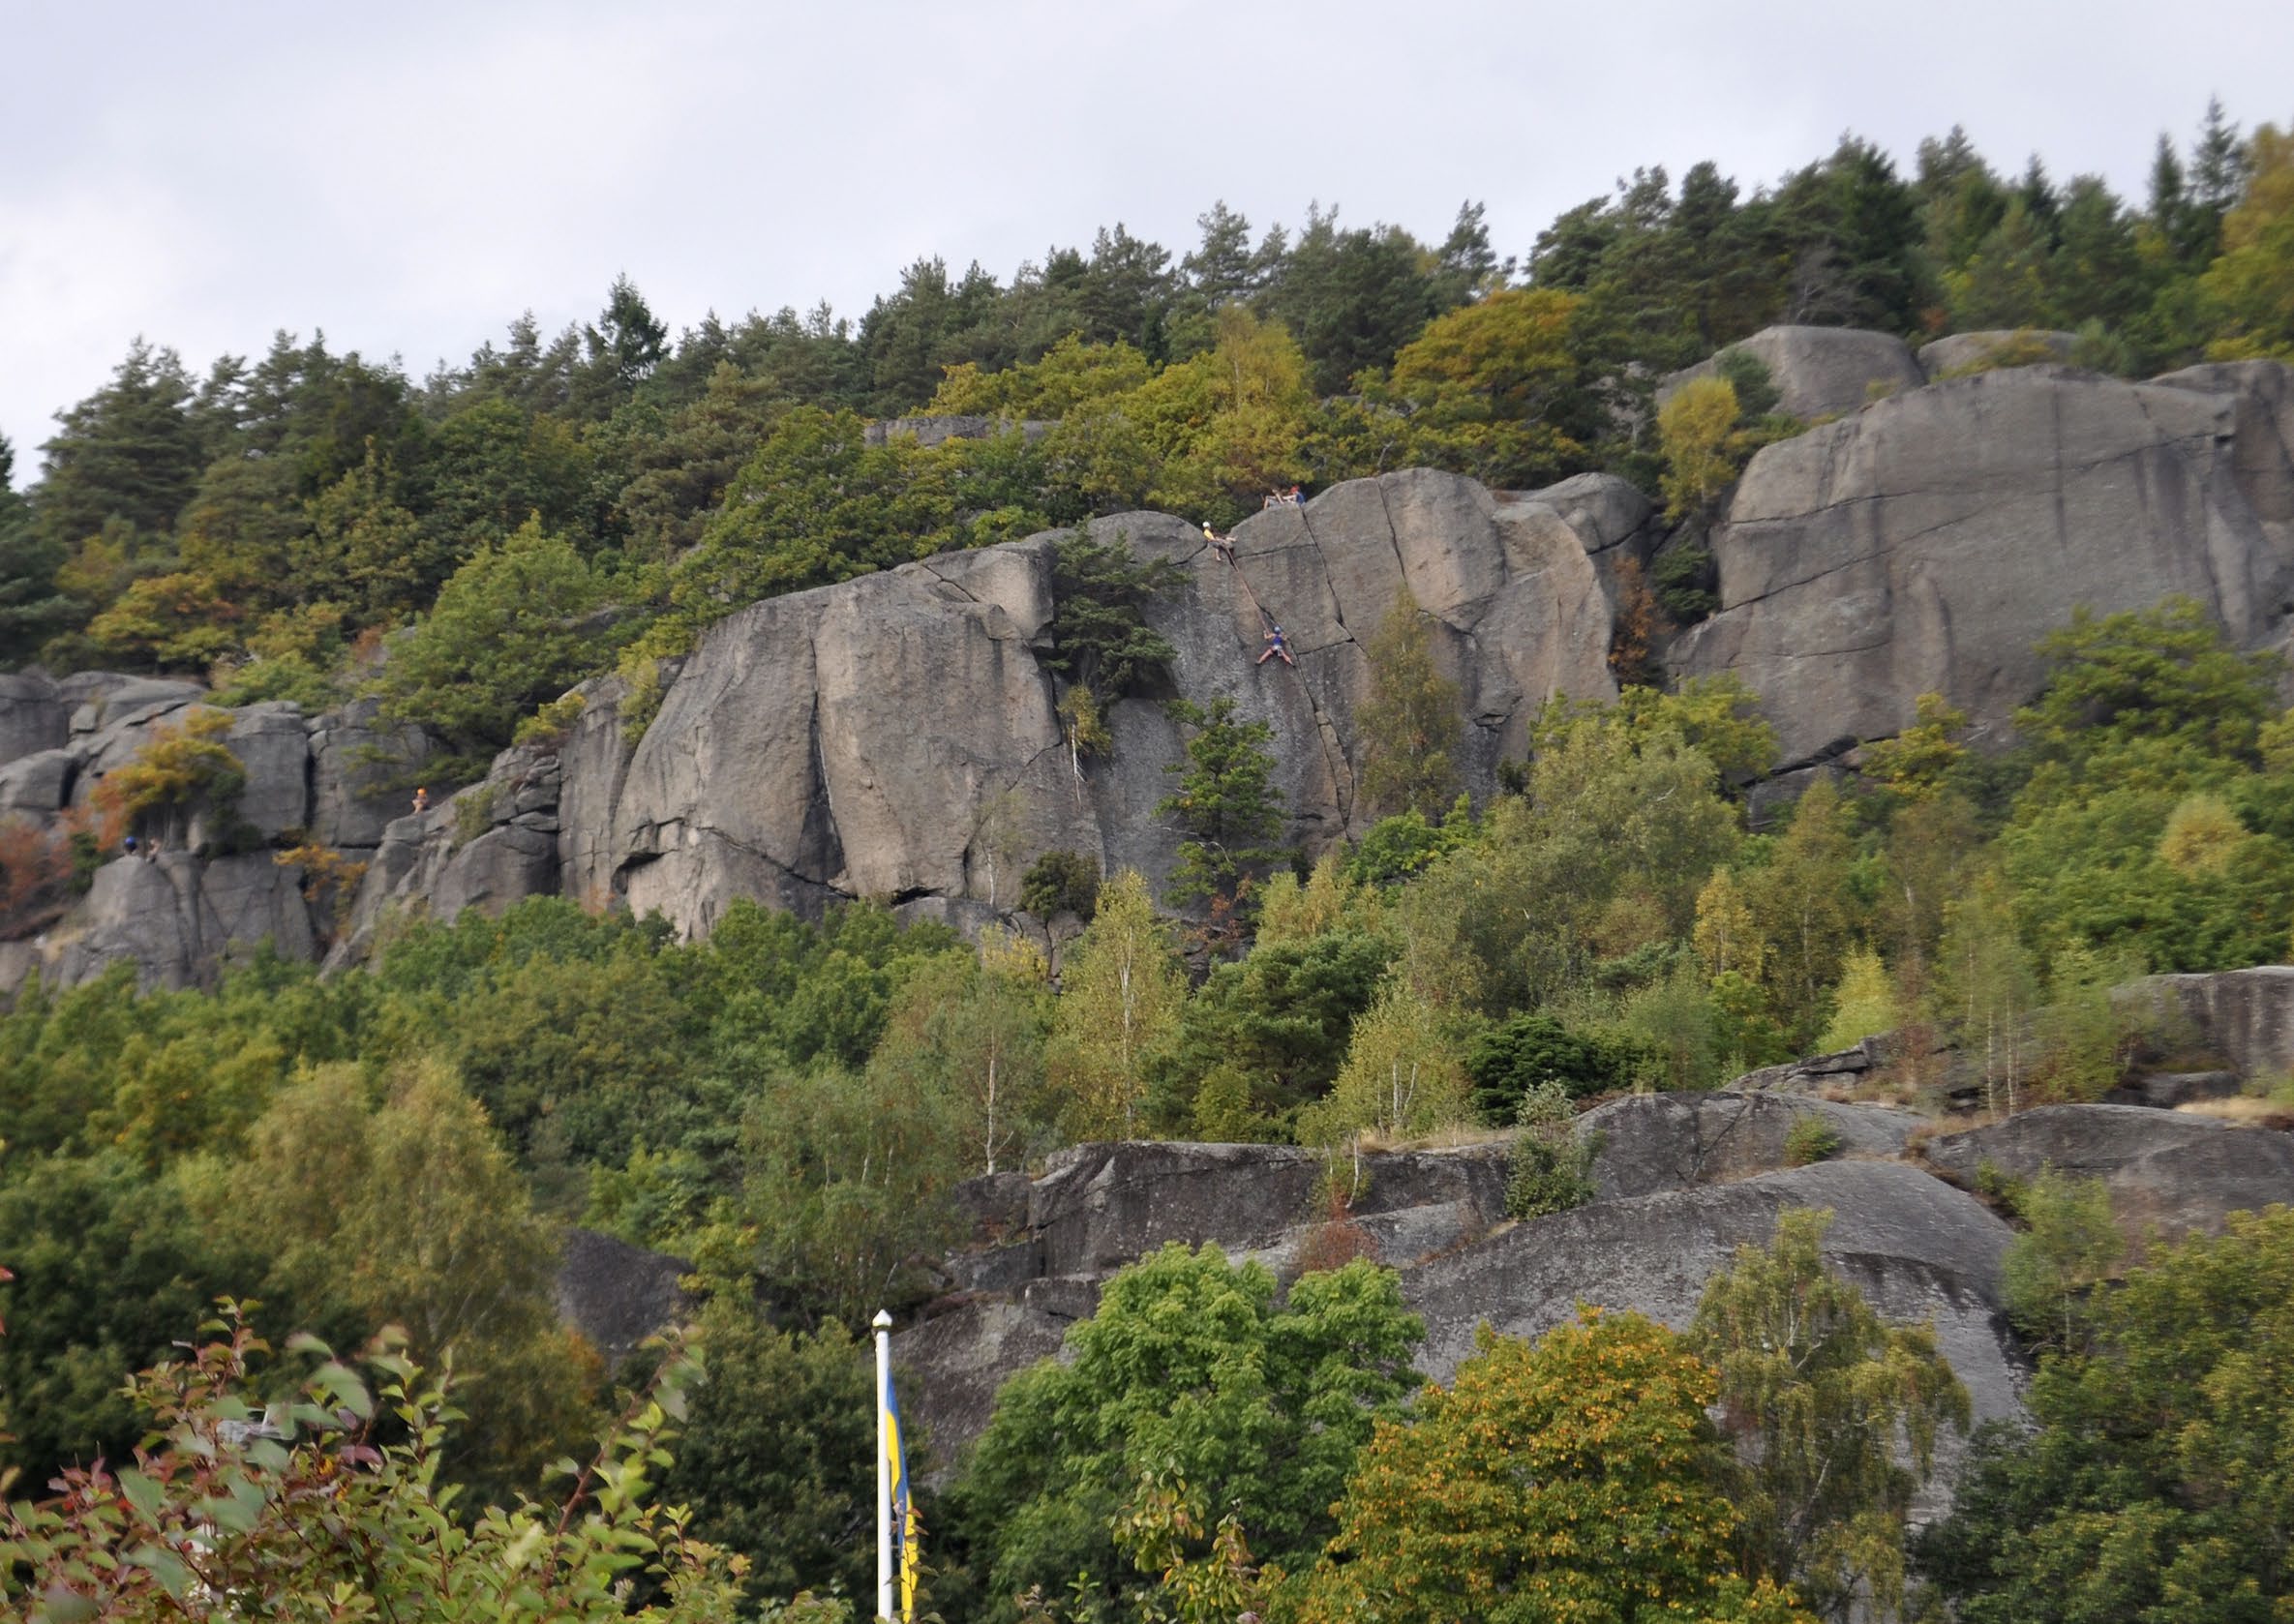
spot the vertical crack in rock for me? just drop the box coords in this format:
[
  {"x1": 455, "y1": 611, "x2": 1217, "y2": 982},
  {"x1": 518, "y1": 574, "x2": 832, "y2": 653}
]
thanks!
[{"x1": 800, "y1": 630, "x2": 846, "y2": 891}]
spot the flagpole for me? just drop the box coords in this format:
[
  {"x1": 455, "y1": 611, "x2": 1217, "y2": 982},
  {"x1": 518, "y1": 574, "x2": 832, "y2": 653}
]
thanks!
[{"x1": 874, "y1": 1308, "x2": 893, "y2": 1622}]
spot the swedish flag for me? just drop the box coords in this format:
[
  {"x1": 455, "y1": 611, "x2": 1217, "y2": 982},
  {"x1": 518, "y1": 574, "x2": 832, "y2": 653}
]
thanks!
[{"x1": 883, "y1": 1364, "x2": 921, "y2": 1621}]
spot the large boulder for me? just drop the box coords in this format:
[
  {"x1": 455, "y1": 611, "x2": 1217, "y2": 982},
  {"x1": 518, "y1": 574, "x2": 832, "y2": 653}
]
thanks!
[
  {"x1": 202, "y1": 704, "x2": 310, "y2": 843},
  {"x1": 44, "y1": 850, "x2": 314, "y2": 991},
  {"x1": 899, "y1": 1137, "x2": 1513, "y2": 1462},
  {"x1": 1659, "y1": 325, "x2": 1926, "y2": 421},
  {"x1": 336, "y1": 747, "x2": 562, "y2": 956},
  {"x1": 1672, "y1": 365, "x2": 2293, "y2": 765},
  {"x1": 0, "y1": 748, "x2": 74, "y2": 820},
  {"x1": 611, "y1": 536, "x2": 1073, "y2": 930},
  {"x1": 891, "y1": 1299, "x2": 1069, "y2": 1474},
  {"x1": 1921, "y1": 1103, "x2": 2294, "y2": 1242},
  {"x1": 1580, "y1": 1091, "x2": 1923, "y2": 1199},
  {"x1": 553, "y1": 1227, "x2": 691, "y2": 1369},
  {"x1": 1028, "y1": 1139, "x2": 1510, "y2": 1279},
  {"x1": 1402, "y1": 1159, "x2": 2022, "y2": 1519},
  {"x1": 555, "y1": 672, "x2": 650, "y2": 912},
  {"x1": 2135, "y1": 966, "x2": 2294, "y2": 1081},
  {"x1": 600, "y1": 469, "x2": 1618, "y2": 937},
  {"x1": 66, "y1": 677, "x2": 204, "y2": 739},
  {"x1": 2154, "y1": 359, "x2": 2294, "y2": 551},
  {"x1": 0, "y1": 673, "x2": 67, "y2": 767},
  {"x1": 1917, "y1": 330, "x2": 2081, "y2": 378}
]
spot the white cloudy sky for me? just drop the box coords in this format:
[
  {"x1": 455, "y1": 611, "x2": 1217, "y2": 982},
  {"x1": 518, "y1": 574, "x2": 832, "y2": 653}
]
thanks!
[{"x1": 5, "y1": 0, "x2": 2289, "y2": 483}]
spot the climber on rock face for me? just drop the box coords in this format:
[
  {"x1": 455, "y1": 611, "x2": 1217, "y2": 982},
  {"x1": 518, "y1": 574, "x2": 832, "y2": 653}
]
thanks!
[
  {"x1": 1202, "y1": 520, "x2": 1235, "y2": 561},
  {"x1": 1257, "y1": 622, "x2": 1294, "y2": 667}
]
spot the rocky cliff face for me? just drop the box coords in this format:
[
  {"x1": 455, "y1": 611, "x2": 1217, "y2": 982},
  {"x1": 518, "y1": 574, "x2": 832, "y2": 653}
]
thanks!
[
  {"x1": 890, "y1": 1093, "x2": 2292, "y2": 1506},
  {"x1": 1671, "y1": 360, "x2": 2294, "y2": 767},
  {"x1": 4, "y1": 349, "x2": 2292, "y2": 993},
  {"x1": 345, "y1": 466, "x2": 1636, "y2": 954},
  {"x1": 890, "y1": 1098, "x2": 2036, "y2": 1489}
]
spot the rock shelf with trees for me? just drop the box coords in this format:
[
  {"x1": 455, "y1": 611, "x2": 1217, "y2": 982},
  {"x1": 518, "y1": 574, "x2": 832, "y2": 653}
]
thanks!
[{"x1": 7, "y1": 105, "x2": 2294, "y2": 1622}]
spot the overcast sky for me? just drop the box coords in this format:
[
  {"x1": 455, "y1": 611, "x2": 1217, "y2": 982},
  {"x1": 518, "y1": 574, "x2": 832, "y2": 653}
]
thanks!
[{"x1": 6, "y1": 0, "x2": 2289, "y2": 485}]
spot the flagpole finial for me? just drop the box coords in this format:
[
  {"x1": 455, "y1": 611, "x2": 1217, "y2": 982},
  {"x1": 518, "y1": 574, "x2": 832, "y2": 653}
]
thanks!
[{"x1": 873, "y1": 1308, "x2": 893, "y2": 1330}]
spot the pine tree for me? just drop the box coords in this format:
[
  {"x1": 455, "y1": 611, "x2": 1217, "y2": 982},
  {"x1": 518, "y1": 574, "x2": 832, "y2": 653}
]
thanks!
[
  {"x1": 1156, "y1": 697, "x2": 1287, "y2": 908},
  {"x1": 34, "y1": 339, "x2": 204, "y2": 554},
  {"x1": 0, "y1": 435, "x2": 69, "y2": 663}
]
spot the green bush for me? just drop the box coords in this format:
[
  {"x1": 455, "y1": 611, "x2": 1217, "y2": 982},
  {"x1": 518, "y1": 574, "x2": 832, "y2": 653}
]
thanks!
[
  {"x1": 1783, "y1": 1113, "x2": 1844, "y2": 1166},
  {"x1": 1504, "y1": 1082, "x2": 1595, "y2": 1219},
  {"x1": 1467, "y1": 1011, "x2": 1652, "y2": 1122},
  {"x1": 1020, "y1": 849, "x2": 1102, "y2": 919},
  {"x1": 1651, "y1": 544, "x2": 1719, "y2": 622}
]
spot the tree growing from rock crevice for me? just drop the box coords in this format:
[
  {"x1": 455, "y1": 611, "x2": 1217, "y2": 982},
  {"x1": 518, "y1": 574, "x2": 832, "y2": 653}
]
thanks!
[
  {"x1": 1356, "y1": 588, "x2": 1463, "y2": 821},
  {"x1": 1157, "y1": 697, "x2": 1288, "y2": 911}
]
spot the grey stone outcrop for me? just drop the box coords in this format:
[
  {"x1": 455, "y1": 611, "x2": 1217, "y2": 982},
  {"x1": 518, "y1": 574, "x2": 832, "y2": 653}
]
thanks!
[
  {"x1": 1401, "y1": 1160, "x2": 2019, "y2": 1521},
  {"x1": 893, "y1": 1137, "x2": 1516, "y2": 1463},
  {"x1": 11, "y1": 353, "x2": 2294, "y2": 991},
  {"x1": 2155, "y1": 360, "x2": 2294, "y2": 550},
  {"x1": 1579, "y1": 1090, "x2": 1923, "y2": 1199},
  {"x1": 0, "y1": 672, "x2": 67, "y2": 766},
  {"x1": 309, "y1": 697, "x2": 434, "y2": 850},
  {"x1": 1920, "y1": 1103, "x2": 2294, "y2": 1242},
  {"x1": 1403, "y1": 1159, "x2": 2014, "y2": 1396},
  {"x1": 894, "y1": 1299, "x2": 1069, "y2": 1466},
  {"x1": 1658, "y1": 325, "x2": 1926, "y2": 420},
  {"x1": 207, "y1": 704, "x2": 310, "y2": 843},
  {"x1": 1027, "y1": 1139, "x2": 1510, "y2": 1279},
  {"x1": 2137, "y1": 965, "x2": 2294, "y2": 1081},
  {"x1": 1917, "y1": 329, "x2": 2082, "y2": 378},
  {"x1": 0, "y1": 684, "x2": 434, "y2": 997},
  {"x1": 39, "y1": 850, "x2": 315, "y2": 992},
  {"x1": 594, "y1": 467, "x2": 1618, "y2": 939},
  {"x1": 0, "y1": 748, "x2": 74, "y2": 820},
  {"x1": 895, "y1": 1139, "x2": 2027, "y2": 1509},
  {"x1": 1671, "y1": 364, "x2": 2292, "y2": 766},
  {"x1": 67, "y1": 677, "x2": 204, "y2": 738},
  {"x1": 553, "y1": 1227, "x2": 692, "y2": 1369},
  {"x1": 334, "y1": 746, "x2": 562, "y2": 962}
]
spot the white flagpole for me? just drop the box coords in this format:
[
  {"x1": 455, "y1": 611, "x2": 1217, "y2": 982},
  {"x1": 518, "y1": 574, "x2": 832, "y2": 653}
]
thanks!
[{"x1": 874, "y1": 1308, "x2": 893, "y2": 1622}]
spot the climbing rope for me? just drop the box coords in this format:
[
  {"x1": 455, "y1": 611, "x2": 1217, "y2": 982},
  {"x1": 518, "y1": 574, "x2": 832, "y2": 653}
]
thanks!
[{"x1": 1202, "y1": 503, "x2": 1302, "y2": 668}]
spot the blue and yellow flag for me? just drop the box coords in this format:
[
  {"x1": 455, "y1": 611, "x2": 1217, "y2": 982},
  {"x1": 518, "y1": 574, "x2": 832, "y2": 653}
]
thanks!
[{"x1": 883, "y1": 1365, "x2": 921, "y2": 1621}]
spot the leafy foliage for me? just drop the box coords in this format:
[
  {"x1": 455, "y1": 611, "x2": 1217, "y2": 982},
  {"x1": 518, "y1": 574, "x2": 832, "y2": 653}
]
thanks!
[
  {"x1": 1921, "y1": 1206, "x2": 2294, "y2": 1624},
  {"x1": 1156, "y1": 697, "x2": 1288, "y2": 910},
  {"x1": 1041, "y1": 529, "x2": 1180, "y2": 699},
  {"x1": 1694, "y1": 1211, "x2": 1968, "y2": 1621},
  {"x1": 1292, "y1": 1308, "x2": 1819, "y2": 1624},
  {"x1": 1019, "y1": 848, "x2": 1101, "y2": 920},
  {"x1": 953, "y1": 1243, "x2": 1422, "y2": 1621},
  {"x1": 1044, "y1": 871, "x2": 1188, "y2": 1138},
  {"x1": 0, "y1": 1310, "x2": 795, "y2": 1623},
  {"x1": 1355, "y1": 590, "x2": 1463, "y2": 820},
  {"x1": 374, "y1": 518, "x2": 620, "y2": 748}
]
